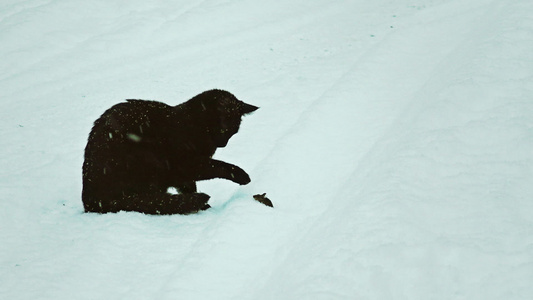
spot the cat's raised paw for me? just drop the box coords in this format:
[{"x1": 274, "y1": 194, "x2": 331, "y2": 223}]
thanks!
[{"x1": 230, "y1": 166, "x2": 251, "y2": 185}]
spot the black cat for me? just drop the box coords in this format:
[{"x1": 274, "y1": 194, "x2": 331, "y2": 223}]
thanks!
[{"x1": 82, "y1": 89, "x2": 258, "y2": 215}]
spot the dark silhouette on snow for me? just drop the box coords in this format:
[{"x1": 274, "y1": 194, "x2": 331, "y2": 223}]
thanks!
[{"x1": 82, "y1": 89, "x2": 258, "y2": 214}]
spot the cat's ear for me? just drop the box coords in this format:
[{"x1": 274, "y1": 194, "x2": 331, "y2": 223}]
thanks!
[{"x1": 241, "y1": 102, "x2": 259, "y2": 115}]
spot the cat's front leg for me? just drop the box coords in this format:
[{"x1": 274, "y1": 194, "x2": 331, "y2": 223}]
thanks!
[{"x1": 195, "y1": 159, "x2": 251, "y2": 185}]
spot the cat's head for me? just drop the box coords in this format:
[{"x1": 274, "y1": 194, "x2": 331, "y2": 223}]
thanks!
[{"x1": 187, "y1": 89, "x2": 258, "y2": 147}]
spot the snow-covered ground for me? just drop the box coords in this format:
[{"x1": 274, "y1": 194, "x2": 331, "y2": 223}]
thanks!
[{"x1": 1, "y1": 0, "x2": 532, "y2": 299}]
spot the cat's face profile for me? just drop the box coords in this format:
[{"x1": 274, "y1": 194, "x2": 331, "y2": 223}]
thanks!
[
  {"x1": 214, "y1": 93, "x2": 258, "y2": 147},
  {"x1": 185, "y1": 89, "x2": 258, "y2": 147}
]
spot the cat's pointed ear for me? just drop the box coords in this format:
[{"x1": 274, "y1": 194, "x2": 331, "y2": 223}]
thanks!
[{"x1": 241, "y1": 102, "x2": 259, "y2": 115}]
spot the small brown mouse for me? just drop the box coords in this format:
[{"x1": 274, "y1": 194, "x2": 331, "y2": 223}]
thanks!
[{"x1": 253, "y1": 193, "x2": 273, "y2": 207}]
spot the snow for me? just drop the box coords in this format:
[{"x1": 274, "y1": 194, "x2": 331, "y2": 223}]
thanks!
[{"x1": 1, "y1": 0, "x2": 532, "y2": 299}]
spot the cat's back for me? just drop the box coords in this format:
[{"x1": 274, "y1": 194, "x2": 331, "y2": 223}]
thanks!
[
  {"x1": 97, "y1": 99, "x2": 170, "y2": 130},
  {"x1": 92, "y1": 99, "x2": 173, "y2": 137},
  {"x1": 84, "y1": 100, "x2": 176, "y2": 157}
]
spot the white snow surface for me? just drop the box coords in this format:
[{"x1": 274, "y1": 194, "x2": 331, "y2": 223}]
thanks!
[{"x1": 1, "y1": 0, "x2": 532, "y2": 299}]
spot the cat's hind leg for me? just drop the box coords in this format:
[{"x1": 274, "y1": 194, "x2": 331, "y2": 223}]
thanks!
[
  {"x1": 119, "y1": 192, "x2": 210, "y2": 215},
  {"x1": 175, "y1": 181, "x2": 197, "y2": 194}
]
